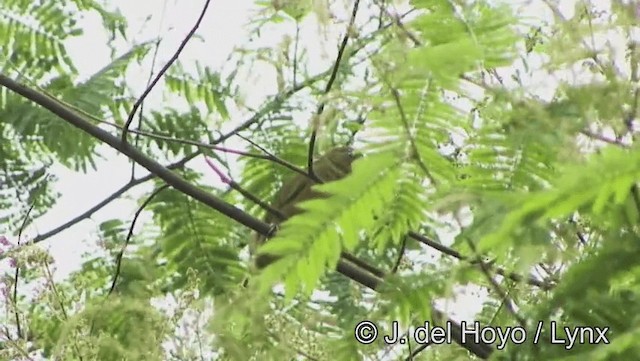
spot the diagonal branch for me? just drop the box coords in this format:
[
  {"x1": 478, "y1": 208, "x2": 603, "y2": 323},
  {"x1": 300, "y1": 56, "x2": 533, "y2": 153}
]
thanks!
[
  {"x1": 19, "y1": 68, "x2": 331, "y2": 250},
  {"x1": 408, "y1": 231, "x2": 553, "y2": 290},
  {"x1": 308, "y1": 0, "x2": 362, "y2": 178},
  {"x1": 107, "y1": 184, "x2": 169, "y2": 296},
  {"x1": 0, "y1": 73, "x2": 270, "y2": 234},
  {"x1": 122, "y1": 0, "x2": 213, "y2": 143}
]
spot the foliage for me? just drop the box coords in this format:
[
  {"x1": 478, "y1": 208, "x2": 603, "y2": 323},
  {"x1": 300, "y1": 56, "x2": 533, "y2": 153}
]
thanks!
[{"x1": 1, "y1": 0, "x2": 640, "y2": 360}]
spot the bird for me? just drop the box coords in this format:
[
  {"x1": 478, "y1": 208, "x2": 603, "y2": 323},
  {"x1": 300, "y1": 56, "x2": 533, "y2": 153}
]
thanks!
[{"x1": 252, "y1": 146, "x2": 359, "y2": 269}]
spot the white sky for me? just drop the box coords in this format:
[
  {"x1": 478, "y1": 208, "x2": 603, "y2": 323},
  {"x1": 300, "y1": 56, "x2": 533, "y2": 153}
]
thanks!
[{"x1": 2, "y1": 0, "x2": 618, "y2": 357}]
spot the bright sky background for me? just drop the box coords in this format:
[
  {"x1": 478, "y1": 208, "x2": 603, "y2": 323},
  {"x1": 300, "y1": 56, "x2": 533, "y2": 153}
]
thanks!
[{"x1": 2, "y1": 0, "x2": 618, "y2": 358}]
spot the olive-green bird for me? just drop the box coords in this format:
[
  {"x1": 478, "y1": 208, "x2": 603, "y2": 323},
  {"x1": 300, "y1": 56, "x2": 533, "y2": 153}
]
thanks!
[{"x1": 253, "y1": 146, "x2": 359, "y2": 268}]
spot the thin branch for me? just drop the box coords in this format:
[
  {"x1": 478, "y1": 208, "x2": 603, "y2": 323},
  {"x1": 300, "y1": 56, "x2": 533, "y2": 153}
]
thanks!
[
  {"x1": 405, "y1": 343, "x2": 430, "y2": 361},
  {"x1": 236, "y1": 133, "x2": 316, "y2": 180},
  {"x1": 464, "y1": 236, "x2": 527, "y2": 329},
  {"x1": 122, "y1": 0, "x2": 213, "y2": 143},
  {"x1": 0, "y1": 328, "x2": 35, "y2": 361},
  {"x1": 376, "y1": 1, "x2": 422, "y2": 47},
  {"x1": 388, "y1": 86, "x2": 437, "y2": 185},
  {"x1": 12, "y1": 174, "x2": 50, "y2": 340},
  {"x1": 13, "y1": 209, "x2": 33, "y2": 340},
  {"x1": 407, "y1": 231, "x2": 553, "y2": 290},
  {"x1": 108, "y1": 184, "x2": 169, "y2": 296},
  {"x1": 307, "y1": 0, "x2": 361, "y2": 178},
  {"x1": 568, "y1": 215, "x2": 588, "y2": 245},
  {"x1": 580, "y1": 130, "x2": 630, "y2": 147},
  {"x1": 118, "y1": 125, "x2": 311, "y2": 178},
  {"x1": 237, "y1": 126, "x2": 321, "y2": 183},
  {"x1": 293, "y1": 23, "x2": 300, "y2": 85},
  {"x1": 132, "y1": 37, "x2": 164, "y2": 180},
  {"x1": 391, "y1": 235, "x2": 408, "y2": 274},
  {"x1": 211, "y1": 70, "x2": 334, "y2": 146},
  {"x1": 375, "y1": 0, "x2": 386, "y2": 30},
  {"x1": 42, "y1": 259, "x2": 85, "y2": 360}
]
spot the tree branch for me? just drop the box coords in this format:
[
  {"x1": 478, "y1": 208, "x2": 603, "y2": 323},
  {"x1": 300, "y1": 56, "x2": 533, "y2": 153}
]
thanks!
[
  {"x1": 308, "y1": 0, "x2": 361, "y2": 177},
  {"x1": 122, "y1": 0, "x2": 213, "y2": 142},
  {"x1": 17, "y1": 65, "x2": 332, "y2": 249},
  {"x1": 408, "y1": 231, "x2": 553, "y2": 290},
  {"x1": 0, "y1": 73, "x2": 272, "y2": 234}
]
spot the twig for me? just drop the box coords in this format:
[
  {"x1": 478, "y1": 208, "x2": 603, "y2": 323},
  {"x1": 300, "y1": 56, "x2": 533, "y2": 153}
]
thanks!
[
  {"x1": 307, "y1": 0, "x2": 361, "y2": 178},
  {"x1": 12, "y1": 174, "x2": 50, "y2": 340},
  {"x1": 457, "y1": 213, "x2": 527, "y2": 329},
  {"x1": 119, "y1": 125, "x2": 311, "y2": 178},
  {"x1": 580, "y1": 130, "x2": 629, "y2": 147},
  {"x1": 377, "y1": 2, "x2": 422, "y2": 46},
  {"x1": 0, "y1": 327, "x2": 35, "y2": 361},
  {"x1": 132, "y1": 37, "x2": 164, "y2": 180},
  {"x1": 405, "y1": 343, "x2": 430, "y2": 361},
  {"x1": 407, "y1": 231, "x2": 553, "y2": 290},
  {"x1": 122, "y1": 0, "x2": 213, "y2": 143},
  {"x1": 212, "y1": 71, "x2": 331, "y2": 146},
  {"x1": 42, "y1": 260, "x2": 84, "y2": 360},
  {"x1": 472, "y1": 247, "x2": 527, "y2": 327},
  {"x1": 108, "y1": 184, "x2": 169, "y2": 296},
  {"x1": 236, "y1": 133, "x2": 316, "y2": 181},
  {"x1": 391, "y1": 235, "x2": 408, "y2": 274},
  {"x1": 293, "y1": 23, "x2": 300, "y2": 85},
  {"x1": 388, "y1": 86, "x2": 437, "y2": 185}
]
